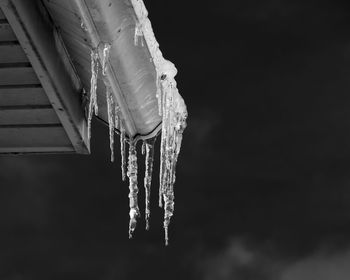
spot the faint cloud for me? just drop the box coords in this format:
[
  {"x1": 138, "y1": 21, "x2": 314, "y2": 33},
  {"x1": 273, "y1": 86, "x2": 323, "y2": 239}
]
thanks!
[
  {"x1": 198, "y1": 237, "x2": 350, "y2": 280},
  {"x1": 198, "y1": 238, "x2": 283, "y2": 280},
  {"x1": 281, "y1": 250, "x2": 350, "y2": 280}
]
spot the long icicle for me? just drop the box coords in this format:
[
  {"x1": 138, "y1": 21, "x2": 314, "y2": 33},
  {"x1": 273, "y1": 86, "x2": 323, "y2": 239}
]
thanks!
[
  {"x1": 162, "y1": 80, "x2": 173, "y2": 246},
  {"x1": 105, "y1": 85, "x2": 115, "y2": 162},
  {"x1": 159, "y1": 76, "x2": 187, "y2": 246},
  {"x1": 141, "y1": 140, "x2": 146, "y2": 155},
  {"x1": 87, "y1": 49, "x2": 99, "y2": 140},
  {"x1": 144, "y1": 137, "x2": 157, "y2": 230},
  {"x1": 101, "y1": 42, "x2": 115, "y2": 162},
  {"x1": 119, "y1": 117, "x2": 127, "y2": 181},
  {"x1": 127, "y1": 139, "x2": 139, "y2": 238}
]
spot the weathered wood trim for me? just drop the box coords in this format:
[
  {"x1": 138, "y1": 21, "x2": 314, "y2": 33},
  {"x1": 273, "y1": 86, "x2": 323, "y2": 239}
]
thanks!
[{"x1": 0, "y1": 0, "x2": 90, "y2": 154}]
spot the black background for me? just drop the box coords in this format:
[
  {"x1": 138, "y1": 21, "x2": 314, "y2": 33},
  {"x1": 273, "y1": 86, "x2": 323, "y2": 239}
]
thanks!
[{"x1": 2, "y1": 0, "x2": 350, "y2": 279}]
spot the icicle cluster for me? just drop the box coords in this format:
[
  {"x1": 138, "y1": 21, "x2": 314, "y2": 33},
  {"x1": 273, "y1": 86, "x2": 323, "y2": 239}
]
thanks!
[
  {"x1": 88, "y1": 42, "x2": 135, "y2": 237},
  {"x1": 87, "y1": 0, "x2": 187, "y2": 245},
  {"x1": 131, "y1": 0, "x2": 188, "y2": 245}
]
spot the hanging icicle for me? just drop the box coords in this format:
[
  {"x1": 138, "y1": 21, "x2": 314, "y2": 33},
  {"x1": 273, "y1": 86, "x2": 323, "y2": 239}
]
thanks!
[
  {"x1": 105, "y1": 85, "x2": 115, "y2": 162},
  {"x1": 119, "y1": 116, "x2": 127, "y2": 181},
  {"x1": 82, "y1": 0, "x2": 188, "y2": 245},
  {"x1": 87, "y1": 48, "x2": 99, "y2": 140},
  {"x1": 127, "y1": 139, "x2": 140, "y2": 238},
  {"x1": 143, "y1": 137, "x2": 157, "y2": 230},
  {"x1": 101, "y1": 42, "x2": 115, "y2": 162},
  {"x1": 141, "y1": 140, "x2": 146, "y2": 155},
  {"x1": 130, "y1": 0, "x2": 188, "y2": 244},
  {"x1": 159, "y1": 71, "x2": 187, "y2": 246}
]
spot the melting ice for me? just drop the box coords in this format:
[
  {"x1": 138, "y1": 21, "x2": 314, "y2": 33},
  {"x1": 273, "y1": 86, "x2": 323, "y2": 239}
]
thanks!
[
  {"x1": 87, "y1": 0, "x2": 188, "y2": 245},
  {"x1": 144, "y1": 137, "x2": 157, "y2": 230},
  {"x1": 87, "y1": 49, "x2": 99, "y2": 140},
  {"x1": 105, "y1": 86, "x2": 115, "y2": 162},
  {"x1": 127, "y1": 140, "x2": 139, "y2": 238}
]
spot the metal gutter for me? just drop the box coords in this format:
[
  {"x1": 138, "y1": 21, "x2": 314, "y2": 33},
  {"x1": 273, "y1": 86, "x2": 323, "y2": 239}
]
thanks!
[
  {"x1": 48, "y1": 0, "x2": 163, "y2": 141},
  {"x1": 72, "y1": 0, "x2": 138, "y2": 137}
]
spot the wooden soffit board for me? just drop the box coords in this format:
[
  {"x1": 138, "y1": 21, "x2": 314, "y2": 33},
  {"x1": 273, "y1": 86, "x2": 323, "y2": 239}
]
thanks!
[{"x1": 0, "y1": 0, "x2": 89, "y2": 154}]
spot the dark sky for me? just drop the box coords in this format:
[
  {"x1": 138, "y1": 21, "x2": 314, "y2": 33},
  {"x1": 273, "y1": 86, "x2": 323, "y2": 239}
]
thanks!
[{"x1": 2, "y1": 0, "x2": 350, "y2": 279}]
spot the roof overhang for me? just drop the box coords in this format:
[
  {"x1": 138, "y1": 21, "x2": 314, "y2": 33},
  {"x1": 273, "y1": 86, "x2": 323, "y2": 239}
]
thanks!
[{"x1": 0, "y1": 0, "x2": 89, "y2": 154}]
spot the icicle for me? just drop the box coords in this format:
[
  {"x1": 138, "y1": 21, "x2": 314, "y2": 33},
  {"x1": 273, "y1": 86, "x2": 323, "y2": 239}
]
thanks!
[
  {"x1": 144, "y1": 137, "x2": 156, "y2": 230},
  {"x1": 158, "y1": 125, "x2": 164, "y2": 208},
  {"x1": 119, "y1": 116, "x2": 127, "y2": 181},
  {"x1": 115, "y1": 105, "x2": 120, "y2": 131},
  {"x1": 87, "y1": 49, "x2": 99, "y2": 140},
  {"x1": 158, "y1": 72, "x2": 187, "y2": 246},
  {"x1": 127, "y1": 140, "x2": 139, "y2": 238},
  {"x1": 105, "y1": 85, "x2": 115, "y2": 162},
  {"x1": 102, "y1": 43, "x2": 111, "y2": 76},
  {"x1": 141, "y1": 140, "x2": 146, "y2": 155}
]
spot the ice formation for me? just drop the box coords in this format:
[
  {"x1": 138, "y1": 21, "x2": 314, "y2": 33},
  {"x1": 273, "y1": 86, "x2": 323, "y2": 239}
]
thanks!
[
  {"x1": 141, "y1": 140, "x2": 146, "y2": 155},
  {"x1": 105, "y1": 85, "x2": 115, "y2": 162},
  {"x1": 144, "y1": 137, "x2": 157, "y2": 230},
  {"x1": 159, "y1": 76, "x2": 187, "y2": 245},
  {"x1": 119, "y1": 119, "x2": 127, "y2": 181},
  {"x1": 102, "y1": 43, "x2": 115, "y2": 162},
  {"x1": 87, "y1": 0, "x2": 187, "y2": 245},
  {"x1": 87, "y1": 49, "x2": 99, "y2": 140},
  {"x1": 127, "y1": 140, "x2": 139, "y2": 238},
  {"x1": 131, "y1": 0, "x2": 188, "y2": 245}
]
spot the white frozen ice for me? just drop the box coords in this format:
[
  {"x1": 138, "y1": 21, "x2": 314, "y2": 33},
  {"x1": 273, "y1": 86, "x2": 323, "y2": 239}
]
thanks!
[
  {"x1": 143, "y1": 137, "x2": 156, "y2": 230},
  {"x1": 105, "y1": 85, "x2": 115, "y2": 162},
  {"x1": 87, "y1": 49, "x2": 99, "y2": 140},
  {"x1": 127, "y1": 140, "x2": 140, "y2": 238},
  {"x1": 131, "y1": 0, "x2": 188, "y2": 245},
  {"x1": 86, "y1": 0, "x2": 188, "y2": 244}
]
